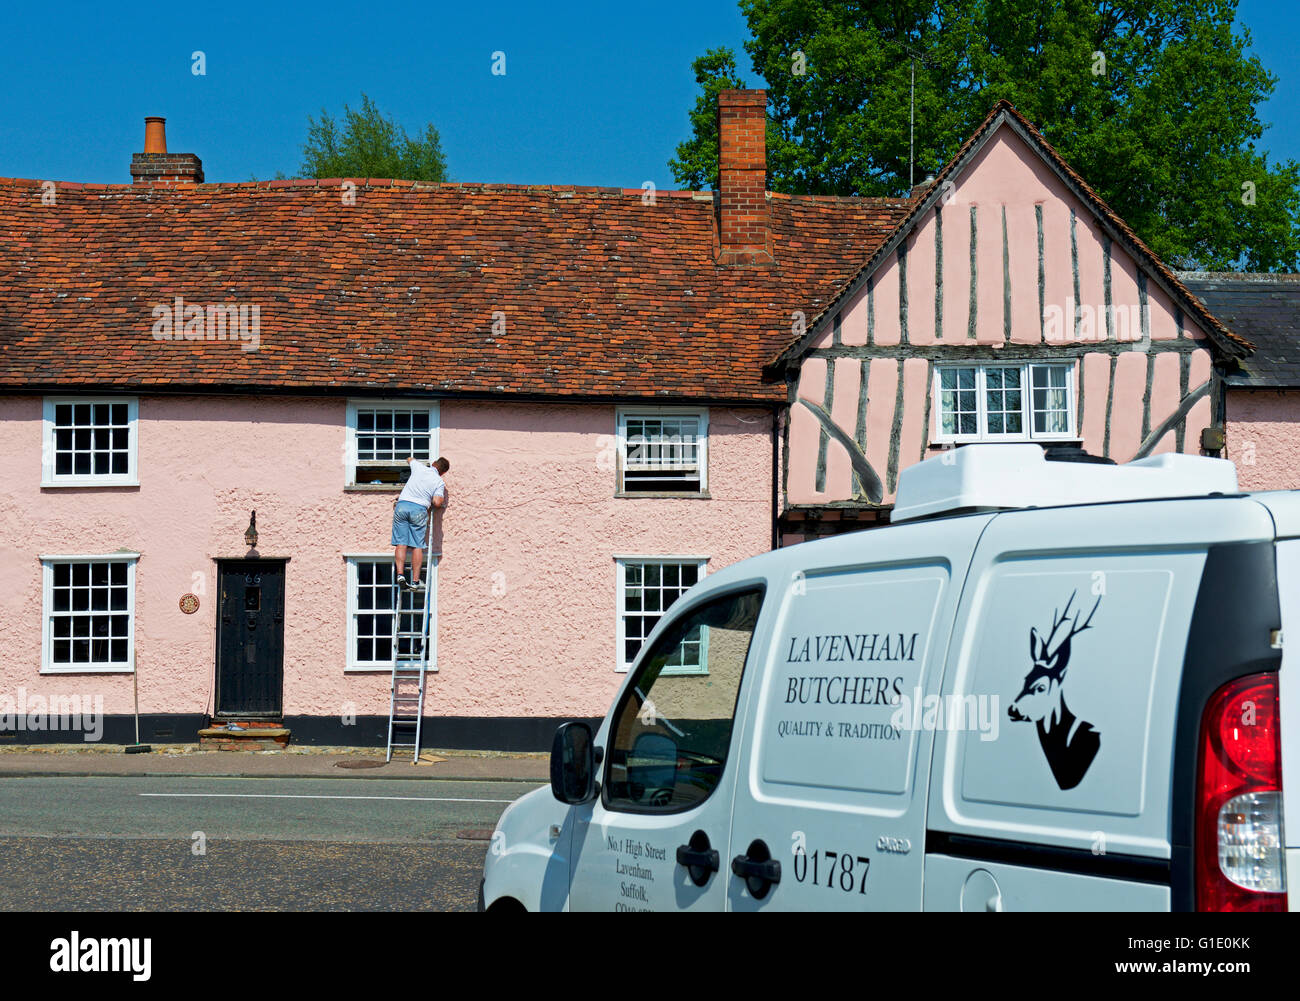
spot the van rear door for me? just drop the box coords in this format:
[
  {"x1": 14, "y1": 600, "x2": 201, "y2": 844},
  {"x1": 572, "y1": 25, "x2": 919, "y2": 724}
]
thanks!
[
  {"x1": 924, "y1": 497, "x2": 1277, "y2": 911},
  {"x1": 726, "y1": 515, "x2": 993, "y2": 911}
]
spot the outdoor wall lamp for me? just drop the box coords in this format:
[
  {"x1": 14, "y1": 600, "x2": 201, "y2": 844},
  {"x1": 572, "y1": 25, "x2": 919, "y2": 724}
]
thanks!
[{"x1": 244, "y1": 510, "x2": 258, "y2": 549}]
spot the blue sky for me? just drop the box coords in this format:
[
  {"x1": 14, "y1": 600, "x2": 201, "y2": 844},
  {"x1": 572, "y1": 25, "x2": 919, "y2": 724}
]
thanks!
[{"x1": 0, "y1": 0, "x2": 1294, "y2": 190}]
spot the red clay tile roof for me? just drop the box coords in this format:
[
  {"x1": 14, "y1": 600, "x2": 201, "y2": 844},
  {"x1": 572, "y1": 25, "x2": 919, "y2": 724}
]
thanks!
[{"x1": 0, "y1": 177, "x2": 911, "y2": 402}]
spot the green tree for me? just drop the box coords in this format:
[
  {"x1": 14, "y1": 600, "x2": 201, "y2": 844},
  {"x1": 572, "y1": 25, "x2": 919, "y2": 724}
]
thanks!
[
  {"x1": 671, "y1": 1, "x2": 1300, "y2": 271},
  {"x1": 300, "y1": 94, "x2": 449, "y2": 182}
]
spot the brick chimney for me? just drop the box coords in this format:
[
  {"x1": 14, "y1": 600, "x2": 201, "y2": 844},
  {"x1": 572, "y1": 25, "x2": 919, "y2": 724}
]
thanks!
[
  {"x1": 130, "y1": 117, "x2": 204, "y2": 185},
  {"x1": 716, "y1": 89, "x2": 770, "y2": 265}
]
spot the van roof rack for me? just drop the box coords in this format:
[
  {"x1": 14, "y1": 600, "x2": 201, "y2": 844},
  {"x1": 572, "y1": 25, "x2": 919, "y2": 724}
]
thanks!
[{"x1": 891, "y1": 444, "x2": 1238, "y2": 522}]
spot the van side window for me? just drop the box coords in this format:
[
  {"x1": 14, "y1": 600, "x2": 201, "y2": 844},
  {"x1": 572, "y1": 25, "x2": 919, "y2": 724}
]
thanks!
[{"x1": 604, "y1": 587, "x2": 764, "y2": 813}]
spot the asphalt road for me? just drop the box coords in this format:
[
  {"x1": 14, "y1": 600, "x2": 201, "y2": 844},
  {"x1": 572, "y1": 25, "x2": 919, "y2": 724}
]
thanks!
[{"x1": 0, "y1": 776, "x2": 543, "y2": 911}]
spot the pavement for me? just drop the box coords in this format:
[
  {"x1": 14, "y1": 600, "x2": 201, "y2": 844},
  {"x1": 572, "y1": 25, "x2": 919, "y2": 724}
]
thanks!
[{"x1": 0, "y1": 743, "x2": 549, "y2": 782}]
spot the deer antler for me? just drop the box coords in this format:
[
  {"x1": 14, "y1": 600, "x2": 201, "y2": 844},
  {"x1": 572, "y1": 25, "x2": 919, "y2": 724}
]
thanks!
[{"x1": 1042, "y1": 591, "x2": 1101, "y2": 659}]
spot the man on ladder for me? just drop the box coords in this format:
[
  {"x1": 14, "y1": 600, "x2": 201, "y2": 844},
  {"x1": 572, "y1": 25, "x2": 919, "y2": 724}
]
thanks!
[
  {"x1": 387, "y1": 455, "x2": 448, "y2": 763},
  {"x1": 392, "y1": 455, "x2": 449, "y2": 590}
]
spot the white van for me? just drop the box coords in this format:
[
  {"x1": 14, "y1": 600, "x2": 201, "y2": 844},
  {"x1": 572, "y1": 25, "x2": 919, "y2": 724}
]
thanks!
[{"x1": 481, "y1": 445, "x2": 1295, "y2": 912}]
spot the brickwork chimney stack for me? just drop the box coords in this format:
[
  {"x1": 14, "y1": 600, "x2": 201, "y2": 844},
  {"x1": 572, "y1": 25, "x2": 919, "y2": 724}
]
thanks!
[
  {"x1": 131, "y1": 117, "x2": 204, "y2": 185},
  {"x1": 716, "y1": 89, "x2": 770, "y2": 265}
]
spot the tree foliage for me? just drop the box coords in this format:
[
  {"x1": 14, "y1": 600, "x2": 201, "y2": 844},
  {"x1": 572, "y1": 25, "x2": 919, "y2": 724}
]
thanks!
[
  {"x1": 300, "y1": 94, "x2": 449, "y2": 182},
  {"x1": 671, "y1": 1, "x2": 1299, "y2": 270}
]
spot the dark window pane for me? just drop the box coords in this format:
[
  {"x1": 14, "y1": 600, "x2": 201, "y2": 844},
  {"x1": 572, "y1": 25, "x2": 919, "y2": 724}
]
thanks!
[
  {"x1": 606, "y1": 588, "x2": 764, "y2": 811},
  {"x1": 73, "y1": 404, "x2": 90, "y2": 425},
  {"x1": 53, "y1": 618, "x2": 70, "y2": 637},
  {"x1": 110, "y1": 563, "x2": 126, "y2": 586},
  {"x1": 74, "y1": 453, "x2": 91, "y2": 475},
  {"x1": 358, "y1": 638, "x2": 373, "y2": 662},
  {"x1": 111, "y1": 404, "x2": 127, "y2": 425},
  {"x1": 94, "y1": 452, "x2": 109, "y2": 474},
  {"x1": 54, "y1": 641, "x2": 70, "y2": 663},
  {"x1": 110, "y1": 639, "x2": 127, "y2": 662},
  {"x1": 53, "y1": 589, "x2": 70, "y2": 612},
  {"x1": 111, "y1": 453, "x2": 127, "y2": 474},
  {"x1": 55, "y1": 404, "x2": 73, "y2": 426}
]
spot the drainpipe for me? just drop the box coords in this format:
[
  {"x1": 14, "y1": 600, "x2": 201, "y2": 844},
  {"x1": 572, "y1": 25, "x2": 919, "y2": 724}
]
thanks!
[{"x1": 771, "y1": 407, "x2": 781, "y2": 551}]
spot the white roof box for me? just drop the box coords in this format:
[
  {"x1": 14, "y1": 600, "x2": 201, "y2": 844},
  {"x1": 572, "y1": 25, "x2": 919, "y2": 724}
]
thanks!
[{"x1": 891, "y1": 444, "x2": 1239, "y2": 522}]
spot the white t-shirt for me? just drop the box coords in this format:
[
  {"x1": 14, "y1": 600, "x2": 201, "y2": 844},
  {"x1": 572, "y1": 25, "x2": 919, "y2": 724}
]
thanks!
[{"x1": 399, "y1": 460, "x2": 447, "y2": 508}]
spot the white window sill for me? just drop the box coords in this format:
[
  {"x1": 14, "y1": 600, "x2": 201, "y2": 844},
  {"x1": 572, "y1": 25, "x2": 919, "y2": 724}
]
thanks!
[
  {"x1": 345, "y1": 666, "x2": 439, "y2": 674},
  {"x1": 42, "y1": 478, "x2": 140, "y2": 489},
  {"x1": 40, "y1": 666, "x2": 135, "y2": 675},
  {"x1": 930, "y1": 436, "x2": 1083, "y2": 447}
]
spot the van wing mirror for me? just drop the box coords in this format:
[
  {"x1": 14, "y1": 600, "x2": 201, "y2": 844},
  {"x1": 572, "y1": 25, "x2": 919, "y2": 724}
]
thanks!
[{"x1": 550, "y1": 722, "x2": 596, "y2": 804}]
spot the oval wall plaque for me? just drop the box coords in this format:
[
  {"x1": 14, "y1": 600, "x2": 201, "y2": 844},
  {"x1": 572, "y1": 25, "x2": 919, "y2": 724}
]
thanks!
[{"x1": 179, "y1": 593, "x2": 200, "y2": 614}]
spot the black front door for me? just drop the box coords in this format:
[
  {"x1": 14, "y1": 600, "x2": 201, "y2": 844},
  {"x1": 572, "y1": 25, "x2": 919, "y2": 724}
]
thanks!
[{"x1": 216, "y1": 560, "x2": 285, "y2": 717}]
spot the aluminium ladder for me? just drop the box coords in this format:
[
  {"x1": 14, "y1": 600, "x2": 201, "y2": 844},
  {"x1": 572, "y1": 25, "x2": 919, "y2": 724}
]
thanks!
[{"x1": 386, "y1": 524, "x2": 435, "y2": 763}]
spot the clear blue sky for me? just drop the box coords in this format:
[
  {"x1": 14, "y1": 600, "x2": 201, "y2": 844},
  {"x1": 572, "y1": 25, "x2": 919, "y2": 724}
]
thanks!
[{"x1": 0, "y1": 0, "x2": 1294, "y2": 189}]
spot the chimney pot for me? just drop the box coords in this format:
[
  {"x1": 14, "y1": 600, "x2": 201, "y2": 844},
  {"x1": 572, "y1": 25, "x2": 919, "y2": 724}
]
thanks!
[
  {"x1": 131, "y1": 116, "x2": 204, "y2": 185},
  {"x1": 144, "y1": 117, "x2": 167, "y2": 154}
]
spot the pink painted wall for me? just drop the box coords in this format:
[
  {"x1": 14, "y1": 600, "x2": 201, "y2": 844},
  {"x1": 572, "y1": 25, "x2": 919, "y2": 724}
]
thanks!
[
  {"x1": 1227, "y1": 390, "x2": 1300, "y2": 491},
  {"x1": 788, "y1": 121, "x2": 1216, "y2": 507},
  {"x1": 0, "y1": 395, "x2": 773, "y2": 719}
]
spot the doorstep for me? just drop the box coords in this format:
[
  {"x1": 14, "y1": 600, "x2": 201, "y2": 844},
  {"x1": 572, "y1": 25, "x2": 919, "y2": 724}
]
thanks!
[{"x1": 199, "y1": 720, "x2": 290, "y2": 751}]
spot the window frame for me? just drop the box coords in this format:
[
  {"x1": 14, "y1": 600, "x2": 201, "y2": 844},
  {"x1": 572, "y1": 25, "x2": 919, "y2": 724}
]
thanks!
[
  {"x1": 345, "y1": 399, "x2": 440, "y2": 488},
  {"x1": 600, "y1": 583, "x2": 767, "y2": 816},
  {"x1": 931, "y1": 362, "x2": 1078, "y2": 444},
  {"x1": 615, "y1": 406, "x2": 709, "y2": 496},
  {"x1": 343, "y1": 552, "x2": 439, "y2": 673},
  {"x1": 39, "y1": 553, "x2": 139, "y2": 674},
  {"x1": 614, "y1": 555, "x2": 710, "y2": 674},
  {"x1": 41, "y1": 397, "x2": 140, "y2": 487}
]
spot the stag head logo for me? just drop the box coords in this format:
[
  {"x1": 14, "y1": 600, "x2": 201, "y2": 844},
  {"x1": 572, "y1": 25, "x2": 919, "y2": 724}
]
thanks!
[{"x1": 1007, "y1": 591, "x2": 1102, "y2": 790}]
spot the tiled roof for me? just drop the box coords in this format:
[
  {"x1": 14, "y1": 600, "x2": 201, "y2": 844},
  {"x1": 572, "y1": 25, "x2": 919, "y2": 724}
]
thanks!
[
  {"x1": 1180, "y1": 273, "x2": 1300, "y2": 387},
  {"x1": 0, "y1": 177, "x2": 912, "y2": 402}
]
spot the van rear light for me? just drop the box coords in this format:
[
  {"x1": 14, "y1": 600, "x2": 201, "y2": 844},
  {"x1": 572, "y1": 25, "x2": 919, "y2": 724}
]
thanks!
[
  {"x1": 1218, "y1": 791, "x2": 1285, "y2": 891},
  {"x1": 1196, "y1": 674, "x2": 1287, "y2": 911}
]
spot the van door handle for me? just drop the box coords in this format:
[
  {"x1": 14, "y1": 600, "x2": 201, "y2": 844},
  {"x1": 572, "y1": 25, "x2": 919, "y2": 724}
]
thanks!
[
  {"x1": 676, "y1": 830, "x2": 720, "y2": 886},
  {"x1": 732, "y1": 839, "x2": 780, "y2": 899}
]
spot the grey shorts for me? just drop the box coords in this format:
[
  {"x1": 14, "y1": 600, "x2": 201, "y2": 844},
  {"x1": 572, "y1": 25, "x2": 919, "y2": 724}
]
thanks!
[{"x1": 391, "y1": 501, "x2": 428, "y2": 548}]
